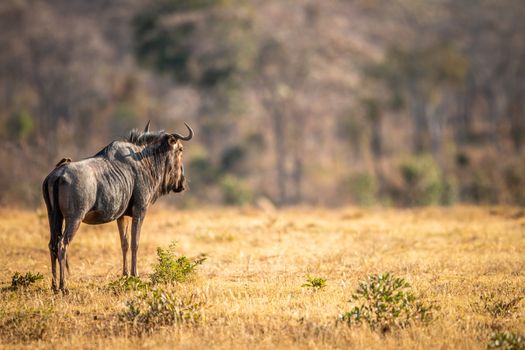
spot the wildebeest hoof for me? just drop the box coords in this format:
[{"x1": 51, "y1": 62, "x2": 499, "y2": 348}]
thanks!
[{"x1": 61, "y1": 288, "x2": 70, "y2": 295}]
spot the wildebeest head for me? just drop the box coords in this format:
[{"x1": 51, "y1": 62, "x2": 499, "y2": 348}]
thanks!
[
  {"x1": 129, "y1": 121, "x2": 193, "y2": 195},
  {"x1": 168, "y1": 133, "x2": 189, "y2": 193},
  {"x1": 164, "y1": 123, "x2": 193, "y2": 193}
]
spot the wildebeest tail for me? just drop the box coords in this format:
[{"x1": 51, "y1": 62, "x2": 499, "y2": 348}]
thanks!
[{"x1": 42, "y1": 176, "x2": 64, "y2": 255}]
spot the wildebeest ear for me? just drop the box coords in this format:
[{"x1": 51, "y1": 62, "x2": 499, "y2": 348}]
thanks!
[
  {"x1": 167, "y1": 134, "x2": 177, "y2": 147},
  {"x1": 144, "y1": 120, "x2": 151, "y2": 133}
]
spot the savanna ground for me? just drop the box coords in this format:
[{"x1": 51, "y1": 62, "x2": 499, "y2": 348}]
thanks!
[{"x1": 0, "y1": 206, "x2": 524, "y2": 349}]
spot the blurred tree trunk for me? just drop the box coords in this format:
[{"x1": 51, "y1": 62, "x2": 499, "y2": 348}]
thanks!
[
  {"x1": 272, "y1": 110, "x2": 288, "y2": 205},
  {"x1": 456, "y1": 73, "x2": 475, "y2": 146},
  {"x1": 291, "y1": 156, "x2": 303, "y2": 204},
  {"x1": 289, "y1": 109, "x2": 305, "y2": 204},
  {"x1": 508, "y1": 97, "x2": 525, "y2": 151},
  {"x1": 408, "y1": 85, "x2": 428, "y2": 154},
  {"x1": 370, "y1": 116, "x2": 382, "y2": 160},
  {"x1": 260, "y1": 88, "x2": 289, "y2": 206}
]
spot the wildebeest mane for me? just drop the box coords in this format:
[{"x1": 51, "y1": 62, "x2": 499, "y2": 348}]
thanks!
[
  {"x1": 127, "y1": 129, "x2": 166, "y2": 146},
  {"x1": 93, "y1": 130, "x2": 168, "y2": 158}
]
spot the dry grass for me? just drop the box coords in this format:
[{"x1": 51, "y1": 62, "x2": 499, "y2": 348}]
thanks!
[{"x1": 0, "y1": 206, "x2": 524, "y2": 349}]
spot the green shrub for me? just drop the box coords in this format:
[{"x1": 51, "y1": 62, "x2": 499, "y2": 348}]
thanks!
[
  {"x1": 440, "y1": 174, "x2": 459, "y2": 205},
  {"x1": 463, "y1": 168, "x2": 499, "y2": 203},
  {"x1": 398, "y1": 155, "x2": 445, "y2": 206},
  {"x1": 302, "y1": 276, "x2": 327, "y2": 291},
  {"x1": 487, "y1": 332, "x2": 525, "y2": 350},
  {"x1": 220, "y1": 174, "x2": 253, "y2": 205},
  {"x1": 347, "y1": 172, "x2": 378, "y2": 206},
  {"x1": 339, "y1": 273, "x2": 435, "y2": 333},
  {"x1": 7, "y1": 110, "x2": 34, "y2": 141},
  {"x1": 122, "y1": 288, "x2": 204, "y2": 332},
  {"x1": 107, "y1": 276, "x2": 149, "y2": 294},
  {"x1": 188, "y1": 155, "x2": 219, "y2": 186},
  {"x1": 220, "y1": 145, "x2": 246, "y2": 174},
  {"x1": 10, "y1": 272, "x2": 44, "y2": 290},
  {"x1": 150, "y1": 242, "x2": 206, "y2": 285},
  {"x1": 503, "y1": 163, "x2": 525, "y2": 205}
]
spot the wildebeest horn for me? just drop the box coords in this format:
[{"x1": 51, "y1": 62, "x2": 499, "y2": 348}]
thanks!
[
  {"x1": 144, "y1": 120, "x2": 151, "y2": 133},
  {"x1": 172, "y1": 123, "x2": 193, "y2": 141}
]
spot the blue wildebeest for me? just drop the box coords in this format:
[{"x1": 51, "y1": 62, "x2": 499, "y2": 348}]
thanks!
[{"x1": 42, "y1": 122, "x2": 193, "y2": 293}]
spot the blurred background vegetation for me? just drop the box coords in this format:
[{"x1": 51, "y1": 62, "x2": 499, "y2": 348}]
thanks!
[{"x1": 0, "y1": 0, "x2": 524, "y2": 207}]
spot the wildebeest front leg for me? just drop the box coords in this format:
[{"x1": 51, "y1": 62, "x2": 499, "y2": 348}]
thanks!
[
  {"x1": 58, "y1": 218, "x2": 81, "y2": 293},
  {"x1": 130, "y1": 209, "x2": 146, "y2": 277},
  {"x1": 117, "y1": 216, "x2": 130, "y2": 276}
]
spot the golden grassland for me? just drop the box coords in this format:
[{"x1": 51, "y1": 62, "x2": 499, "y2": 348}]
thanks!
[{"x1": 0, "y1": 206, "x2": 524, "y2": 349}]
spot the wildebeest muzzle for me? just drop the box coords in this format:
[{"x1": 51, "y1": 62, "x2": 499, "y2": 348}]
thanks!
[{"x1": 173, "y1": 165, "x2": 186, "y2": 193}]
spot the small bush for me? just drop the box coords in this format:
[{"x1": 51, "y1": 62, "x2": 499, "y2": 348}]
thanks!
[
  {"x1": 188, "y1": 154, "x2": 219, "y2": 186},
  {"x1": 302, "y1": 276, "x2": 327, "y2": 291},
  {"x1": 107, "y1": 276, "x2": 149, "y2": 294},
  {"x1": 347, "y1": 172, "x2": 378, "y2": 206},
  {"x1": 339, "y1": 273, "x2": 435, "y2": 333},
  {"x1": 487, "y1": 331, "x2": 525, "y2": 350},
  {"x1": 220, "y1": 145, "x2": 246, "y2": 174},
  {"x1": 440, "y1": 175, "x2": 459, "y2": 205},
  {"x1": 399, "y1": 155, "x2": 443, "y2": 206},
  {"x1": 220, "y1": 174, "x2": 253, "y2": 205},
  {"x1": 10, "y1": 272, "x2": 44, "y2": 290},
  {"x1": 122, "y1": 288, "x2": 204, "y2": 332},
  {"x1": 7, "y1": 110, "x2": 34, "y2": 141},
  {"x1": 503, "y1": 163, "x2": 525, "y2": 205},
  {"x1": 150, "y1": 242, "x2": 206, "y2": 285}
]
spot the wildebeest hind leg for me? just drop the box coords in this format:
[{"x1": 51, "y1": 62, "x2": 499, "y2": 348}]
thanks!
[
  {"x1": 117, "y1": 216, "x2": 130, "y2": 276},
  {"x1": 49, "y1": 246, "x2": 58, "y2": 292},
  {"x1": 65, "y1": 256, "x2": 71, "y2": 277},
  {"x1": 44, "y1": 178, "x2": 62, "y2": 292},
  {"x1": 48, "y1": 225, "x2": 60, "y2": 292},
  {"x1": 58, "y1": 218, "x2": 81, "y2": 294}
]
